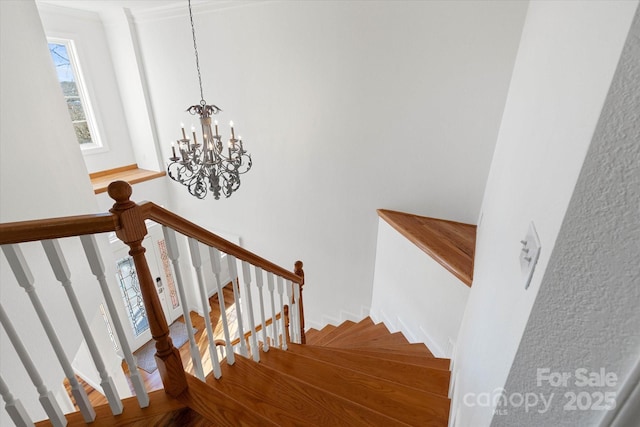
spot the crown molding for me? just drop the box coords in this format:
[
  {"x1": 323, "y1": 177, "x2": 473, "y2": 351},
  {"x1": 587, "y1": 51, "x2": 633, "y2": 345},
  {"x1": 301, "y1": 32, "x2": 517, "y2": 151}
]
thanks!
[
  {"x1": 131, "y1": 0, "x2": 271, "y2": 24},
  {"x1": 36, "y1": 1, "x2": 102, "y2": 22}
]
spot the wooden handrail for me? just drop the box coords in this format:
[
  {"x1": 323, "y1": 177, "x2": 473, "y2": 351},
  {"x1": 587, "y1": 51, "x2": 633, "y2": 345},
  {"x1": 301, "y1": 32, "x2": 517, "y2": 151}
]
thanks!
[
  {"x1": 140, "y1": 202, "x2": 302, "y2": 285},
  {"x1": 0, "y1": 180, "x2": 306, "y2": 402},
  {"x1": 0, "y1": 213, "x2": 118, "y2": 245}
]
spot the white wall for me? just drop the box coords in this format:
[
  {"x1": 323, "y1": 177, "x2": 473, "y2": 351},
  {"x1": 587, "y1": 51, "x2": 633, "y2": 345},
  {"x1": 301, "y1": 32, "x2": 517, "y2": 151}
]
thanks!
[
  {"x1": 0, "y1": 2, "x2": 131, "y2": 423},
  {"x1": 450, "y1": 2, "x2": 638, "y2": 426},
  {"x1": 37, "y1": 3, "x2": 137, "y2": 173},
  {"x1": 370, "y1": 218, "x2": 470, "y2": 357},
  {"x1": 133, "y1": 0, "x2": 527, "y2": 329},
  {"x1": 98, "y1": 6, "x2": 164, "y2": 172}
]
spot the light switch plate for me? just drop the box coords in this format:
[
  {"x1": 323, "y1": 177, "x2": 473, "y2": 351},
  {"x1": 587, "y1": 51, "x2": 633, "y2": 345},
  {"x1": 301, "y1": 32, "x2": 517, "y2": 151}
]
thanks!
[{"x1": 520, "y1": 221, "x2": 541, "y2": 289}]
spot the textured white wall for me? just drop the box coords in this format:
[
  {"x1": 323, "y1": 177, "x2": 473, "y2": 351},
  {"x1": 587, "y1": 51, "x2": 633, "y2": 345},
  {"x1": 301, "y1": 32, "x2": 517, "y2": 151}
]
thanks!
[
  {"x1": 451, "y1": 2, "x2": 638, "y2": 426},
  {"x1": 370, "y1": 218, "x2": 470, "y2": 357},
  {"x1": 37, "y1": 3, "x2": 137, "y2": 173},
  {"x1": 133, "y1": 0, "x2": 527, "y2": 328},
  {"x1": 493, "y1": 5, "x2": 640, "y2": 425}
]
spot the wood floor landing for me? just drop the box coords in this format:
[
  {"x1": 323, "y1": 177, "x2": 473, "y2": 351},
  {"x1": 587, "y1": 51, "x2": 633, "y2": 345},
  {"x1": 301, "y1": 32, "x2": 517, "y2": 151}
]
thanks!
[{"x1": 377, "y1": 208, "x2": 476, "y2": 286}]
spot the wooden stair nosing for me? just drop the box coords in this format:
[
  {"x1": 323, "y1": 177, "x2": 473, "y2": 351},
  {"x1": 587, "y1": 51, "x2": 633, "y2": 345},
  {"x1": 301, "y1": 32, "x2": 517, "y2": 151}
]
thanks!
[
  {"x1": 258, "y1": 348, "x2": 450, "y2": 426},
  {"x1": 287, "y1": 343, "x2": 450, "y2": 396},
  {"x1": 178, "y1": 374, "x2": 278, "y2": 426},
  {"x1": 207, "y1": 355, "x2": 410, "y2": 427},
  {"x1": 334, "y1": 347, "x2": 450, "y2": 369}
]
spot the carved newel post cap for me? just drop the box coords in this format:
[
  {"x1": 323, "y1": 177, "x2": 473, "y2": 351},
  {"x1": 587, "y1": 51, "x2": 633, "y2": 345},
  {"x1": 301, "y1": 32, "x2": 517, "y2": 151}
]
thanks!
[
  {"x1": 294, "y1": 260, "x2": 304, "y2": 286},
  {"x1": 108, "y1": 181, "x2": 135, "y2": 210}
]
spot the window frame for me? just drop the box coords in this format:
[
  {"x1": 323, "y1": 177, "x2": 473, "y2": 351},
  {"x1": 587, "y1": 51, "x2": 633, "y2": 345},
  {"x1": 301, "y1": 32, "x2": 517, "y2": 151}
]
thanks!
[{"x1": 47, "y1": 36, "x2": 107, "y2": 154}]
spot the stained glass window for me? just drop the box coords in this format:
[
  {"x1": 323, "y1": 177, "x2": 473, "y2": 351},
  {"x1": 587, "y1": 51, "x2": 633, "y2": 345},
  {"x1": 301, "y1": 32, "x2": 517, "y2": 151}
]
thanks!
[{"x1": 116, "y1": 256, "x2": 149, "y2": 337}]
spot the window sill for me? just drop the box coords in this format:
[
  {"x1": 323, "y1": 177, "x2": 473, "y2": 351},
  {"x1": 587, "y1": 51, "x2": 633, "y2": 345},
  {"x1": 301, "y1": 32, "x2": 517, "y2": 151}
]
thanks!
[{"x1": 90, "y1": 164, "x2": 166, "y2": 194}]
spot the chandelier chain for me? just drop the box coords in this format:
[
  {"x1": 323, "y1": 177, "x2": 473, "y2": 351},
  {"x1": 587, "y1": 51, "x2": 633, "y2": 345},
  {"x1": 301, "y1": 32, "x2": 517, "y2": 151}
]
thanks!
[
  {"x1": 188, "y1": 0, "x2": 205, "y2": 104},
  {"x1": 168, "y1": 0, "x2": 251, "y2": 199}
]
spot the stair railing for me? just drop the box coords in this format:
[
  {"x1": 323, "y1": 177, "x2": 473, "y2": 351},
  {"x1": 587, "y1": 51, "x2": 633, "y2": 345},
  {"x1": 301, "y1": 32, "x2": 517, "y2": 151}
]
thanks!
[{"x1": 0, "y1": 181, "x2": 305, "y2": 426}]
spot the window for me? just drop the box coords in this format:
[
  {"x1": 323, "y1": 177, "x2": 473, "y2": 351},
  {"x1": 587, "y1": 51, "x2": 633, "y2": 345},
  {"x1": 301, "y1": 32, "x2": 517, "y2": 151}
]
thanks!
[{"x1": 48, "y1": 38, "x2": 102, "y2": 150}]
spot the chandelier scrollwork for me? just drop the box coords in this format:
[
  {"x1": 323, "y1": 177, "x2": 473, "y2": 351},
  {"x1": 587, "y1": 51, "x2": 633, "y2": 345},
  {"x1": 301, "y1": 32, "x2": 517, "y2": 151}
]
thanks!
[
  {"x1": 167, "y1": 0, "x2": 252, "y2": 200},
  {"x1": 168, "y1": 106, "x2": 252, "y2": 200}
]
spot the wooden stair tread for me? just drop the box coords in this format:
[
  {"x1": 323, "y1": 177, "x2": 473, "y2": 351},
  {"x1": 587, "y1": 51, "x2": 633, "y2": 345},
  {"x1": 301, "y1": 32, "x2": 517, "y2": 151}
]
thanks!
[
  {"x1": 259, "y1": 348, "x2": 450, "y2": 426},
  {"x1": 122, "y1": 408, "x2": 211, "y2": 427},
  {"x1": 35, "y1": 388, "x2": 188, "y2": 426},
  {"x1": 304, "y1": 327, "x2": 320, "y2": 341},
  {"x1": 321, "y1": 317, "x2": 384, "y2": 344},
  {"x1": 335, "y1": 331, "x2": 410, "y2": 348},
  {"x1": 348, "y1": 343, "x2": 435, "y2": 356},
  {"x1": 307, "y1": 324, "x2": 338, "y2": 346},
  {"x1": 288, "y1": 343, "x2": 450, "y2": 395},
  {"x1": 314, "y1": 319, "x2": 357, "y2": 346},
  {"x1": 378, "y1": 208, "x2": 476, "y2": 286},
  {"x1": 207, "y1": 355, "x2": 408, "y2": 426},
  {"x1": 323, "y1": 320, "x2": 391, "y2": 348},
  {"x1": 342, "y1": 348, "x2": 449, "y2": 368},
  {"x1": 177, "y1": 374, "x2": 278, "y2": 426}
]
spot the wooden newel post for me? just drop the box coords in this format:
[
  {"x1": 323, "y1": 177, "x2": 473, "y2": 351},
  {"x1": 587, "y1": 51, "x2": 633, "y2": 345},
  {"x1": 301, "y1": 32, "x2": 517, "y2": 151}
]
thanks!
[
  {"x1": 294, "y1": 260, "x2": 306, "y2": 344},
  {"x1": 108, "y1": 181, "x2": 188, "y2": 397}
]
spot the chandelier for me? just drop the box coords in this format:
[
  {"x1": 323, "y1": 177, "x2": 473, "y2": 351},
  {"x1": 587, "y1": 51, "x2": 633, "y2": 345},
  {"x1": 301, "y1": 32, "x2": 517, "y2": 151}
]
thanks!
[{"x1": 167, "y1": 0, "x2": 252, "y2": 200}]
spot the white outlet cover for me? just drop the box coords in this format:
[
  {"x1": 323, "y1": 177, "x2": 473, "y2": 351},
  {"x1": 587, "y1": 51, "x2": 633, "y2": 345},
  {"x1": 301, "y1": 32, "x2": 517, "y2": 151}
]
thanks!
[{"x1": 520, "y1": 221, "x2": 541, "y2": 290}]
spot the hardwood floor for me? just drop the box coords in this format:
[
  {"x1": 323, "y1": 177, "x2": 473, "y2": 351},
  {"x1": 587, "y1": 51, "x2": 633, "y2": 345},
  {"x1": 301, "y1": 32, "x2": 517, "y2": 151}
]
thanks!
[
  {"x1": 62, "y1": 375, "x2": 110, "y2": 410},
  {"x1": 65, "y1": 285, "x2": 236, "y2": 408}
]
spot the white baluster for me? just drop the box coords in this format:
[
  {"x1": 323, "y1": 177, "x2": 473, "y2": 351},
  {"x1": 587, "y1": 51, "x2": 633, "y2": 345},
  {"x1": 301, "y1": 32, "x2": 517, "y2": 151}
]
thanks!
[
  {"x1": 266, "y1": 272, "x2": 278, "y2": 349},
  {"x1": 276, "y1": 276, "x2": 288, "y2": 350},
  {"x1": 285, "y1": 279, "x2": 295, "y2": 343},
  {"x1": 208, "y1": 247, "x2": 234, "y2": 365},
  {"x1": 161, "y1": 228, "x2": 205, "y2": 380},
  {"x1": 241, "y1": 261, "x2": 259, "y2": 362},
  {"x1": 254, "y1": 266, "x2": 269, "y2": 352},
  {"x1": 187, "y1": 238, "x2": 221, "y2": 379},
  {"x1": 79, "y1": 235, "x2": 149, "y2": 408},
  {"x1": 0, "y1": 375, "x2": 34, "y2": 427},
  {"x1": 292, "y1": 281, "x2": 301, "y2": 344},
  {"x1": 226, "y1": 255, "x2": 248, "y2": 357},
  {"x1": 39, "y1": 240, "x2": 123, "y2": 415},
  {"x1": 2, "y1": 244, "x2": 96, "y2": 422},
  {"x1": 0, "y1": 303, "x2": 67, "y2": 427}
]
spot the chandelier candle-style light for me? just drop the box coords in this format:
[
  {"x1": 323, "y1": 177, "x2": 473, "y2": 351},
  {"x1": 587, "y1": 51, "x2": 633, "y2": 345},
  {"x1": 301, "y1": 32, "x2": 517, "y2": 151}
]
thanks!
[{"x1": 167, "y1": 0, "x2": 252, "y2": 199}]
